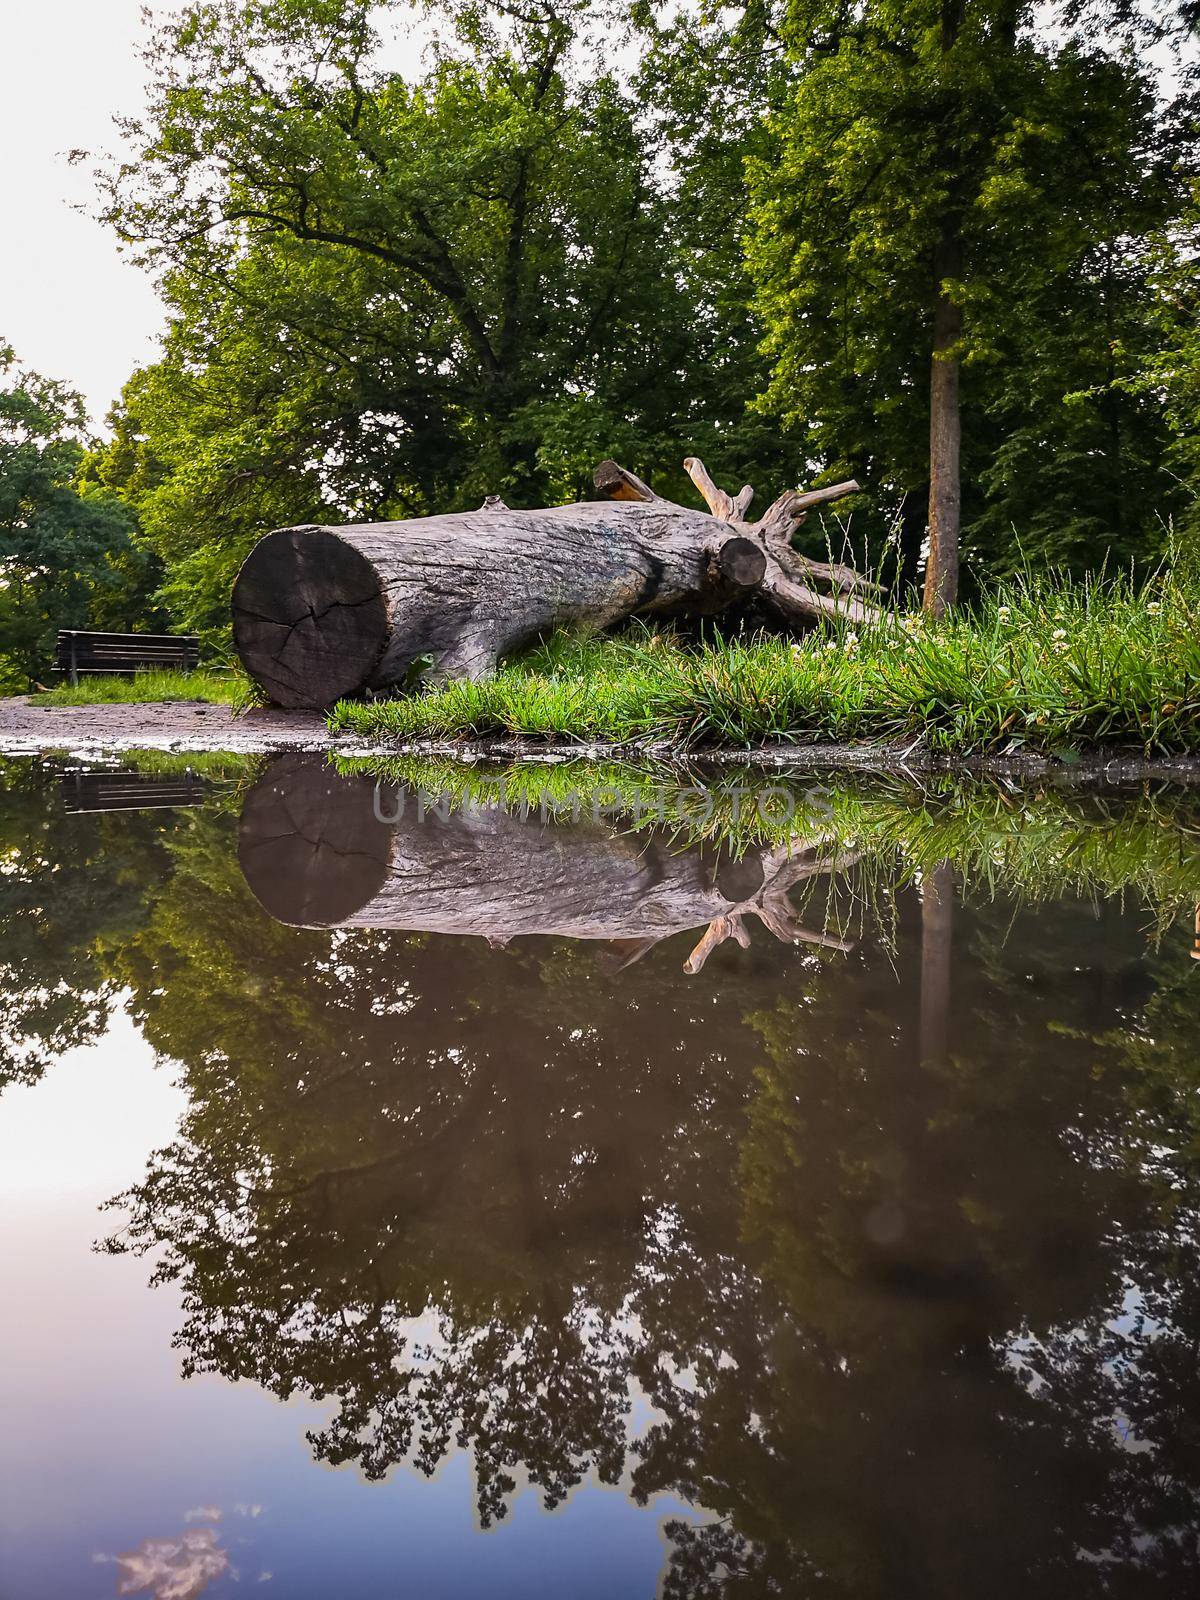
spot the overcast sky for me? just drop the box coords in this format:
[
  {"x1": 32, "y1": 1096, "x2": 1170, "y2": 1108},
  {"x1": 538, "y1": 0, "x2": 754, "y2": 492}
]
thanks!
[
  {"x1": 0, "y1": 2, "x2": 184, "y2": 426},
  {"x1": 0, "y1": 1, "x2": 430, "y2": 431}
]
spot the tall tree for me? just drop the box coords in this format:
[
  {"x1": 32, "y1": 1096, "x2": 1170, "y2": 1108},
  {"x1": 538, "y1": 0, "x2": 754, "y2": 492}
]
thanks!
[
  {"x1": 656, "y1": 0, "x2": 1189, "y2": 600},
  {"x1": 0, "y1": 344, "x2": 153, "y2": 688},
  {"x1": 92, "y1": 0, "x2": 772, "y2": 637}
]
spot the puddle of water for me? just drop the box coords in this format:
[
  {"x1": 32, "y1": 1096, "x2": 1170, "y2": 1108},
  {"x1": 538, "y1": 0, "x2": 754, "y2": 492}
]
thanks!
[{"x1": 2, "y1": 752, "x2": 1199, "y2": 1598}]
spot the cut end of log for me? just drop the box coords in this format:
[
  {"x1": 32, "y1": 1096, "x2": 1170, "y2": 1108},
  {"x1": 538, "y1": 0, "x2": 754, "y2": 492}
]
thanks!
[
  {"x1": 709, "y1": 537, "x2": 767, "y2": 593},
  {"x1": 232, "y1": 527, "x2": 389, "y2": 708},
  {"x1": 238, "y1": 754, "x2": 392, "y2": 924}
]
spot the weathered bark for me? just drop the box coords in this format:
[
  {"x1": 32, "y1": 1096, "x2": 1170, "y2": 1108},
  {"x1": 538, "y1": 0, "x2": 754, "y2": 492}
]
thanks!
[
  {"x1": 680, "y1": 458, "x2": 879, "y2": 632},
  {"x1": 238, "y1": 756, "x2": 857, "y2": 974},
  {"x1": 232, "y1": 456, "x2": 876, "y2": 708}
]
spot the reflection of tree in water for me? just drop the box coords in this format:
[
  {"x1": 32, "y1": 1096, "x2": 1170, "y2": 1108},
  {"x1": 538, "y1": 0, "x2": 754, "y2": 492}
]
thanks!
[
  {"x1": 4, "y1": 757, "x2": 1199, "y2": 1593},
  {"x1": 666, "y1": 901, "x2": 1192, "y2": 1596},
  {"x1": 106, "y1": 887, "x2": 761, "y2": 1525},
  {"x1": 95, "y1": 803, "x2": 1200, "y2": 1597},
  {"x1": 0, "y1": 759, "x2": 180, "y2": 1088}
]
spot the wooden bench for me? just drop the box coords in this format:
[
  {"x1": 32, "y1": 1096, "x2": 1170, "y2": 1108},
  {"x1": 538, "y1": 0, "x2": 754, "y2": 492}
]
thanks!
[
  {"x1": 60, "y1": 770, "x2": 208, "y2": 814},
  {"x1": 55, "y1": 629, "x2": 200, "y2": 685}
]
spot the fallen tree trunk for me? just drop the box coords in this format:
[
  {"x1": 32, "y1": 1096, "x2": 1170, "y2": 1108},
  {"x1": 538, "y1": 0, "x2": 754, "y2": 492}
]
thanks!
[
  {"x1": 238, "y1": 756, "x2": 857, "y2": 973},
  {"x1": 232, "y1": 456, "x2": 875, "y2": 708}
]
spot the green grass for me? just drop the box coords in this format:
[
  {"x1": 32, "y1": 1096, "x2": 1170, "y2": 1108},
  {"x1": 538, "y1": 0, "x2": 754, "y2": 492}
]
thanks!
[
  {"x1": 336, "y1": 754, "x2": 1200, "y2": 929},
  {"x1": 336, "y1": 752, "x2": 826, "y2": 854},
  {"x1": 30, "y1": 669, "x2": 249, "y2": 708},
  {"x1": 112, "y1": 748, "x2": 263, "y2": 784},
  {"x1": 328, "y1": 567, "x2": 1200, "y2": 756}
]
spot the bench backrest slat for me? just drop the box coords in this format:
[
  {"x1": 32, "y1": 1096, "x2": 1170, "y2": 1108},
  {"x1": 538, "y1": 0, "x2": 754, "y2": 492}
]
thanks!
[
  {"x1": 57, "y1": 630, "x2": 198, "y2": 645},
  {"x1": 61, "y1": 771, "x2": 206, "y2": 813},
  {"x1": 55, "y1": 629, "x2": 200, "y2": 681}
]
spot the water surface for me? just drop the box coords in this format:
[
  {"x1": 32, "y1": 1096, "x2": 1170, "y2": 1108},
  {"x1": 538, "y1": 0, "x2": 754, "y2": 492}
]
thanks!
[{"x1": 2, "y1": 754, "x2": 1199, "y2": 1598}]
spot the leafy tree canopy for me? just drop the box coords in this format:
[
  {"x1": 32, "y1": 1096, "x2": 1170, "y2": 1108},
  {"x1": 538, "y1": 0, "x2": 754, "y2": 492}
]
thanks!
[
  {"x1": 0, "y1": 344, "x2": 156, "y2": 688},
  {"x1": 57, "y1": 0, "x2": 1200, "y2": 642},
  {"x1": 643, "y1": 0, "x2": 1196, "y2": 580},
  {"x1": 89, "y1": 0, "x2": 779, "y2": 636}
]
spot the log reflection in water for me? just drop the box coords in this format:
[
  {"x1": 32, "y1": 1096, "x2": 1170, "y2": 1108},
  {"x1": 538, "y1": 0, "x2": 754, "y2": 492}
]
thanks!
[{"x1": 238, "y1": 754, "x2": 856, "y2": 970}]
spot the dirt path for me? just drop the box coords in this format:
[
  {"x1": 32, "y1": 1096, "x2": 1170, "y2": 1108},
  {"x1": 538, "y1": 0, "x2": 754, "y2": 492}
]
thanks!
[{"x1": 0, "y1": 696, "x2": 334, "y2": 755}]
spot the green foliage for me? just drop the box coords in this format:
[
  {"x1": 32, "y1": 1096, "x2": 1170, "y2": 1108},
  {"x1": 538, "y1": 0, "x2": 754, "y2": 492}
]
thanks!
[
  {"x1": 90, "y1": 0, "x2": 769, "y2": 637},
  {"x1": 1132, "y1": 178, "x2": 1200, "y2": 533},
  {"x1": 696, "y1": 0, "x2": 1193, "y2": 574},
  {"x1": 2, "y1": 0, "x2": 1185, "y2": 664},
  {"x1": 60, "y1": 0, "x2": 1196, "y2": 640},
  {"x1": 0, "y1": 344, "x2": 161, "y2": 690},
  {"x1": 329, "y1": 563, "x2": 1200, "y2": 754}
]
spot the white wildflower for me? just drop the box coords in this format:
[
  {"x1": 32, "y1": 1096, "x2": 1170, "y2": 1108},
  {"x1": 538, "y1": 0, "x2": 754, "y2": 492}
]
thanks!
[
  {"x1": 996, "y1": 605, "x2": 1011, "y2": 623},
  {"x1": 1052, "y1": 628, "x2": 1067, "y2": 641},
  {"x1": 1147, "y1": 601, "x2": 1161, "y2": 615}
]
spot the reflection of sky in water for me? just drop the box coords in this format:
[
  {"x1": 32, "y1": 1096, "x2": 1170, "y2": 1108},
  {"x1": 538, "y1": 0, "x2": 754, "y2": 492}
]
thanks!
[
  {"x1": 109, "y1": 1525, "x2": 230, "y2": 1599},
  {"x1": 0, "y1": 1019, "x2": 695, "y2": 1600}
]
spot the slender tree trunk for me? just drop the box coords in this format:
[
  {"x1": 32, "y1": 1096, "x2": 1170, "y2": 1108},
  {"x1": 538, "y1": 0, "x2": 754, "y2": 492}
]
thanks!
[
  {"x1": 925, "y1": 0, "x2": 964, "y2": 618},
  {"x1": 924, "y1": 232, "x2": 962, "y2": 617}
]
